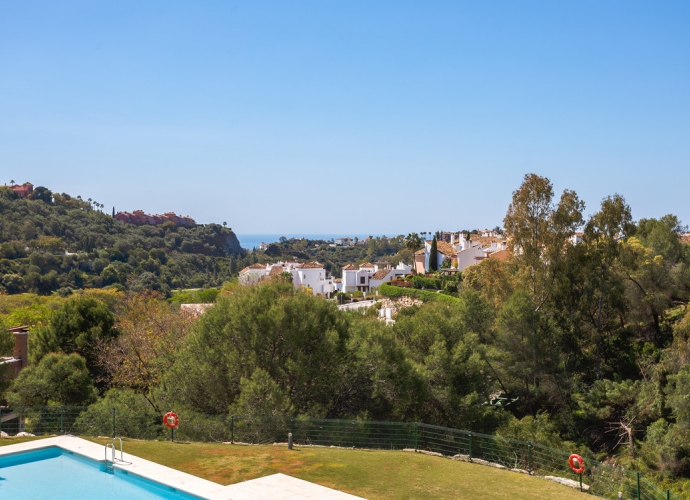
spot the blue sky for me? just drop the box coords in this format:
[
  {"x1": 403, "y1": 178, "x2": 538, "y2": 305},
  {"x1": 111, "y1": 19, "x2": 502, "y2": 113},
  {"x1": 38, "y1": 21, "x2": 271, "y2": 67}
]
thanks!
[{"x1": 1, "y1": 1, "x2": 689, "y2": 234}]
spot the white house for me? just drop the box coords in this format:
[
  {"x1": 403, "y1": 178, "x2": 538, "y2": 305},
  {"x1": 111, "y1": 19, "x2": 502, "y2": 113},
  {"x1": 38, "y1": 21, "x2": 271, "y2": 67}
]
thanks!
[
  {"x1": 238, "y1": 263, "x2": 269, "y2": 284},
  {"x1": 341, "y1": 264, "x2": 370, "y2": 293},
  {"x1": 369, "y1": 264, "x2": 411, "y2": 289},
  {"x1": 342, "y1": 262, "x2": 412, "y2": 293},
  {"x1": 290, "y1": 262, "x2": 335, "y2": 295},
  {"x1": 569, "y1": 232, "x2": 585, "y2": 245},
  {"x1": 455, "y1": 245, "x2": 488, "y2": 271},
  {"x1": 335, "y1": 237, "x2": 354, "y2": 247},
  {"x1": 414, "y1": 239, "x2": 458, "y2": 273},
  {"x1": 240, "y1": 260, "x2": 335, "y2": 296}
]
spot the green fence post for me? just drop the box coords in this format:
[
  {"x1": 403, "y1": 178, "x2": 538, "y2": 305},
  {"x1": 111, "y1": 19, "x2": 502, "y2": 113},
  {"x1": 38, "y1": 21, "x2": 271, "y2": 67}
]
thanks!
[
  {"x1": 636, "y1": 472, "x2": 641, "y2": 500},
  {"x1": 413, "y1": 422, "x2": 418, "y2": 452},
  {"x1": 60, "y1": 405, "x2": 64, "y2": 434},
  {"x1": 468, "y1": 432, "x2": 473, "y2": 462},
  {"x1": 230, "y1": 416, "x2": 234, "y2": 444},
  {"x1": 290, "y1": 417, "x2": 295, "y2": 439},
  {"x1": 111, "y1": 407, "x2": 116, "y2": 438},
  {"x1": 667, "y1": 489, "x2": 671, "y2": 500},
  {"x1": 527, "y1": 441, "x2": 532, "y2": 473}
]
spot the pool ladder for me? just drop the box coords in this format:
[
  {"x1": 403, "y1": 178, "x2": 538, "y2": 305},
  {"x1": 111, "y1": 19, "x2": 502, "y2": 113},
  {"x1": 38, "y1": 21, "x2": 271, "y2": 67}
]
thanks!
[{"x1": 105, "y1": 437, "x2": 131, "y2": 472}]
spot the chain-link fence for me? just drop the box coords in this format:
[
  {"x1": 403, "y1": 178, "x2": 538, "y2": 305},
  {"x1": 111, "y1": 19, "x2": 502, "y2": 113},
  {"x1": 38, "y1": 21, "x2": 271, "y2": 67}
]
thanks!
[{"x1": 0, "y1": 406, "x2": 680, "y2": 500}]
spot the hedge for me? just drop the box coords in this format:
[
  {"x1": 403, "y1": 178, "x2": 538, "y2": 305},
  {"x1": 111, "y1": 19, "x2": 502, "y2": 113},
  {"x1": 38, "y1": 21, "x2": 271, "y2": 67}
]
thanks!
[{"x1": 378, "y1": 283, "x2": 460, "y2": 304}]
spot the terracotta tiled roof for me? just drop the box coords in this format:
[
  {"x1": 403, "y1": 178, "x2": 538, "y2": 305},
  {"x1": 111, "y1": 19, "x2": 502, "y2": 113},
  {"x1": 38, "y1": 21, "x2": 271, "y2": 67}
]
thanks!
[
  {"x1": 334, "y1": 278, "x2": 342, "y2": 283},
  {"x1": 360, "y1": 262, "x2": 375, "y2": 268},
  {"x1": 342, "y1": 264, "x2": 357, "y2": 270},
  {"x1": 370, "y1": 270, "x2": 391, "y2": 280},
  {"x1": 298, "y1": 262, "x2": 323, "y2": 269},
  {"x1": 414, "y1": 249, "x2": 425, "y2": 255},
  {"x1": 488, "y1": 249, "x2": 510, "y2": 262},
  {"x1": 268, "y1": 266, "x2": 284, "y2": 276},
  {"x1": 436, "y1": 240, "x2": 456, "y2": 257},
  {"x1": 240, "y1": 263, "x2": 267, "y2": 273}
]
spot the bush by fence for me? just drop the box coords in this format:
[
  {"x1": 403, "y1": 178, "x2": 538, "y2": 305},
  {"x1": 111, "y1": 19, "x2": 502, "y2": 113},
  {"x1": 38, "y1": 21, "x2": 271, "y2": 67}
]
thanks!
[
  {"x1": 379, "y1": 283, "x2": 459, "y2": 304},
  {"x1": 0, "y1": 406, "x2": 680, "y2": 500}
]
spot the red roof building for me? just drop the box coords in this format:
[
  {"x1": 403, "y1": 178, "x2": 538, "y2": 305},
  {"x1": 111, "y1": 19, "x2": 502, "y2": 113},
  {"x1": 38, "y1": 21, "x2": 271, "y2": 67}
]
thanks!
[{"x1": 2, "y1": 182, "x2": 33, "y2": 198}]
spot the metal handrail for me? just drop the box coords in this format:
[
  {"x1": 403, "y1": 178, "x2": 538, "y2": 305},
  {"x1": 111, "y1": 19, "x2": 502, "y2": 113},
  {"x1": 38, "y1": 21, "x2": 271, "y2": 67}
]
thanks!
[{"x1": 104, "y1": 436, "x2": 130, "y2": 472}]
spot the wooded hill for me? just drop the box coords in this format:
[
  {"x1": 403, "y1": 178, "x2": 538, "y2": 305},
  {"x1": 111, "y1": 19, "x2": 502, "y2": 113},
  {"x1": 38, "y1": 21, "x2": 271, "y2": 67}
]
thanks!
[
  {"x1": 3, "y1": 174, "x2": 690, "y2": 493},
  {"x1": 0, "y1": 186, "x2": 250, "y2": 295}
]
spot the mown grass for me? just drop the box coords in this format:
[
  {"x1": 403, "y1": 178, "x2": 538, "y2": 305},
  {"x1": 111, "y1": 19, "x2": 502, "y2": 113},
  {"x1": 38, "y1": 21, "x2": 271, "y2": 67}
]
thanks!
[
  {"x1": 60, "y1": 438, "x2": 589, "y2": 500},
  {"x1": 1, "y1": 436, "x2": 591, "y2": 498}
]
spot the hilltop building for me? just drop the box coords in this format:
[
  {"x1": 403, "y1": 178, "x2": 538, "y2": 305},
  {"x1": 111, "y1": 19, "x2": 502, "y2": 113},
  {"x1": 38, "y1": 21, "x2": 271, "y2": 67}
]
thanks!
[
  {"x1": 1, "y1": 182, "x2": 33, "y2": 198},
  {"x1": 115, "y1": 210, "x2": 196, "y2": 227}
]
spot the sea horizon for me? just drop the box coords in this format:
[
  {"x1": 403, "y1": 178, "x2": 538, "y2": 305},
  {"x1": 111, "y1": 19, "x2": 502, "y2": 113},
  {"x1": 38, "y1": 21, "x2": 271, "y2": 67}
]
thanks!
[{"x1": 236, "y1": 233, "x2": 402, "y2": 250}]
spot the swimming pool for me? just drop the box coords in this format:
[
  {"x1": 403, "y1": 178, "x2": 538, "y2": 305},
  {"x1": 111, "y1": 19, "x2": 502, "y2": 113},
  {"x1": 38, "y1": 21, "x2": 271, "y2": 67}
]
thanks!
[{"x1": 0, "y1": 447, "x2": 204, "y2": 499}]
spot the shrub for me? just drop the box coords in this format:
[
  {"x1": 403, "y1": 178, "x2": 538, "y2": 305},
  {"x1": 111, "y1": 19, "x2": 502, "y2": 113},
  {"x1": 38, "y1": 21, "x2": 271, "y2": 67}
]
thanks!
[{"x1": 378, "y1": 283, "x2": 460, "y2": 304}]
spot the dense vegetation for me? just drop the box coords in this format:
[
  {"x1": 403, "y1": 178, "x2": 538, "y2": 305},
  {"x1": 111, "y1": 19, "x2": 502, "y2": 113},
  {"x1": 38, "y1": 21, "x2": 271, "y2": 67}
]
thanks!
[
  {"x1": 256, "y1": 235, "x2": 410, "y2": 276},
  {"x1": 0, "y1": 186, "x2": 250, "y2": 295},
  {"x1": 2, "y1": 174, "x2": 690, "y2": 493}
]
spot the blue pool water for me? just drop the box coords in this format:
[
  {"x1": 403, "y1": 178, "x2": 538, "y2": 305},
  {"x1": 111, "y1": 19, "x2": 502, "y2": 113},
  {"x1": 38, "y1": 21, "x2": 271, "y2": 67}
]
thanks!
[{"x1": 0, "y1": 447, "x2": 203, "y2": 499}]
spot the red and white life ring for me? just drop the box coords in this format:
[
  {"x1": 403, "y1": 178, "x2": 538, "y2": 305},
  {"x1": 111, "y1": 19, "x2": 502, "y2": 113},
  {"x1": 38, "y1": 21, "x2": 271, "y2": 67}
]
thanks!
[
  {"x1": 568, "y1": 454, "x2": 586, "y2": 474},
  {"x1": 163, "y1": 411, "x2": 179, "y2": 429}
]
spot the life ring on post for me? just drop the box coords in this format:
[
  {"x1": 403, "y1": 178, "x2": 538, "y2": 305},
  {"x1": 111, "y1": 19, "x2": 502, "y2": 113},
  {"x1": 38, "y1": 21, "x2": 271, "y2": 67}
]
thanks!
[
  {"x1": 568, "y1": 454, "x2": 586, "y2": 474},
  {"x1": 163, "y1": 411, "x2": 179, "y2": 429}
]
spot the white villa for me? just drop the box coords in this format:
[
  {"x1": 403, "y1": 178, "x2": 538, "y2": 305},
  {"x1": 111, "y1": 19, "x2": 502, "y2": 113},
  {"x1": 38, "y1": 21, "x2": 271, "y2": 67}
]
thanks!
[
  {"x1": 334, "y1": 237, "x2": 355, "y2": 247},
  {"x1": 341, "y1": 261, "x2": 412, "y2": 293},
  {"x1": 239, "y1": 261, "x2": 336, "y2": 295}
]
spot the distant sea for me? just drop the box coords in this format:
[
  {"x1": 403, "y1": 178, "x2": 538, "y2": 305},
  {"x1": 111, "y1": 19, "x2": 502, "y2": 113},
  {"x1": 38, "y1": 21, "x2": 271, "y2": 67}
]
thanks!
[{"x1": 236, "y1": 234, "x2": 383, "y2": 250}]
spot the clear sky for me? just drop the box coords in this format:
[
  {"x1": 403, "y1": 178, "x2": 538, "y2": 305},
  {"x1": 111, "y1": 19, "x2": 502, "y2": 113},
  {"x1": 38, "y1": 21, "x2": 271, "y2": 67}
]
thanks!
[{"x1": 1, "y1": 1, "x2": 689, "y2": 234}]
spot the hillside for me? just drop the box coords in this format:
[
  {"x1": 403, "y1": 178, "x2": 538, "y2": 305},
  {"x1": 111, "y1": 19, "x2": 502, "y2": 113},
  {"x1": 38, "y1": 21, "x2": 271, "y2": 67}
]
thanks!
[
  {"x1": 258, "y1": 236, "x2": 410, "y2": 276},
  {"x1": 0, "y1": 186, "x2": 250, "y2": 295}
]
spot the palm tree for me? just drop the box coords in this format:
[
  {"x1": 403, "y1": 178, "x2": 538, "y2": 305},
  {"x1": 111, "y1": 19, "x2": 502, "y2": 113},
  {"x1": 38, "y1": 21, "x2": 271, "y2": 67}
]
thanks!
[
  {"x1": 10, "y1": 180, "x2": 15, "y2": 186},
  {"x1": 405, "y1": 232, "x2": 423, "y2": 251}
]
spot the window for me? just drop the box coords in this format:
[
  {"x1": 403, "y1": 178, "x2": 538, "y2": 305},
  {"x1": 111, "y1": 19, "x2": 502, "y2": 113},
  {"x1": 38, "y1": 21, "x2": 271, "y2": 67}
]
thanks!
[{"x1": 360, "y1": 277, "x2": 366, "y2": 284}]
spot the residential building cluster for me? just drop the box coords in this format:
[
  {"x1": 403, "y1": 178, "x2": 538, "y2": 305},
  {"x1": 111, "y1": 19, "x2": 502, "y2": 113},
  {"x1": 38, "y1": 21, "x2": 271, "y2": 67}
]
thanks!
[
  {"x1": 239, "y1": 261, "x2": 336, "y2": 295},
  {"x1": 240, "y1": 230, "x2": 515, "y2": 296},
  {"x1": 332, "y1": 237, "x2": 369, "y2": 247},
  {"x1": 239, "y1": 260, "x2": 416, "y2": 296},
  {"x1": 1, "y1": 182, "x2": 33, "y2": 198},
  {"x1": 414, "y1": 233, "x2": 508, "y2": 274},
  {"x1": 114, "y1": 210, "x2": 196, "y2": 227}
]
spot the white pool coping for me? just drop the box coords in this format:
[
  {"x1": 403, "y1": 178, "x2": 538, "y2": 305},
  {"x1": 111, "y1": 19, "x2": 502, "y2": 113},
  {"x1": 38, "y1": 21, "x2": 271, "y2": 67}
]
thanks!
[{"x1": 0, "y1": 436, "x2": 365, "y2": 500}]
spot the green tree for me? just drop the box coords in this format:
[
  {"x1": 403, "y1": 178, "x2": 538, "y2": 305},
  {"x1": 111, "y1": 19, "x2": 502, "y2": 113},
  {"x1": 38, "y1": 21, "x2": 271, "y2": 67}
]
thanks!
[
  {"x1": 6, "y1": 352, "x2": 97, "y2": 406},
  {"x1": 494, "y1": 290, "x2": 561, "y2": 416},
  {"x1": 405, "y1": 232, "x2": 423, "y2": 251},
  {"x1": 167, "y1": 281, "x2": 349, "y2": 416},
  {"x1": 34, "y1": 296, "x2": 117, "y2": 377},
  {"x1": 429, "y1": 237, "x2": 438, "y2": 272},
  {"x1": 229, "y1": 368, "x2": 294, "y2": 417},
  {"x1": 503, "y1": 173, "x2": 584, "y2": 309}
]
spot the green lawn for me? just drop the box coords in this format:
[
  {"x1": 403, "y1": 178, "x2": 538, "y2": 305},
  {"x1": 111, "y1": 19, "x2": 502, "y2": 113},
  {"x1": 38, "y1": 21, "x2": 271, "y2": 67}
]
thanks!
[
  {"x1": 99, "y1": 439, "x2": 590, "y2": 499},
  {"x1": 1, "y1": 437, "x2": 590, "y2": 499}
]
